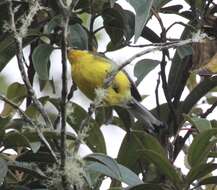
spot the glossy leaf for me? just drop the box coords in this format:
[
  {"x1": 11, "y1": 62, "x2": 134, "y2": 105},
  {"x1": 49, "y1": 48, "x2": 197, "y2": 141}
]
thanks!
[
  {"x1": 1, "y1": 82, "x2": 27, "y2": 117},
  {"x1": 139, "y1": 149, "x2": 183, "y2": 189},
  {"x1": 184, "y1": 115, "x2": 212, "y2": 132},
  {"x1": 32, "y1": 44, "x2": 53, "y2": 80},
  {"x1": 188, "y1": 129, "x2": 217, "y2": 168},
  {"x1": 134, "y1": 59, "x2": 160, "y2": 85},
  {"x1": 117, "y1": 130, "x2": 166, "y2": 174},
  {"x1": 68, "y1": 24, "x2": 88, "y2": 50},
  {"x1": 126, "y1": 0, "x2": 153, "y2": 42},
  {"x1": 186, "y1": 163, "x2": 217, "y2": 186},
  {"x1": 141, "y1": 26, "x2": 161, "y2": 43},
  {"x1": 85, "y1": 161, "x2": 143, "y2": 186},
  {"x1": 198, "y1": 176, "x2": 217, "y2": 186},
  {"x1": 85, "y1": 153, "x2": 121, "y2": 179}
]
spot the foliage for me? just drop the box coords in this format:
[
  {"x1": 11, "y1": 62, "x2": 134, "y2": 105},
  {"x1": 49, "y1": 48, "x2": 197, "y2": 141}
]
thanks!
[{"x1": 0, "y1": 0, "x2": 217, "y2": 190}]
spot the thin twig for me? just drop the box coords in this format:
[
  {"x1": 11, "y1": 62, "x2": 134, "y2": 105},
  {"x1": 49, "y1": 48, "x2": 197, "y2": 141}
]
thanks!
[
  {"x1": 8, "y1": 0, "x2": 53, "y2": 129},
  {"x1": 201, "y1": 99, "x2": 217, "y2": 118},
  {"x1": 0, "y1": 94, "x2": 58, "y2": 162},
  {"x1": 155, "y1": 72, "x2": 161, "y2": 117}
]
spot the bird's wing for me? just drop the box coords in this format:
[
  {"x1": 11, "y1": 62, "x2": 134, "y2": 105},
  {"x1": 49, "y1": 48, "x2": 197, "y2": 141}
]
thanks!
[{"x1": 92, "y1": 52, "x2": 142, "y2": 101}]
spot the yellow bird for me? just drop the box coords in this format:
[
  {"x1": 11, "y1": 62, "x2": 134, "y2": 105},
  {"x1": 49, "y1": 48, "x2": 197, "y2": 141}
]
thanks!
[{"x1": 67, "y1": 49, "x2": 163, "y2": 131}]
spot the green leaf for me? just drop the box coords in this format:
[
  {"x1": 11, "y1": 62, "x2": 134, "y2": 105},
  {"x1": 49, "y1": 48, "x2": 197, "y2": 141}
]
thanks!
[
  {"x1": 141, "y1": 26, "x2": 161, "y2": 43},
  {"x1": 126, "y1": 183, "x2": 165, "y2": 190},
  {"x1": 32, "y1": 44, "x2": 53, "y2": 80},
  {"x1": 8, "y1": 161, "x2": 46, "y2": 179},
  {"x1": 0, "y1": 158, "x2": 7, "y2": 184},
  {"x1": 134, "y1": 59, "x2": 160, "y2": 85},
  {"x1": 160, "y1": 5, "x2": 183, "y2": 14},
  {"x1": 85, "y1": 153, "x2": 121, "y2": 179},
  {"x1": 3, "y1": 130, "x2": 30, "y2": 148},
  {"x1": 68, "y1": 24, "x2": 88, "y2": 50},
  {"x1": 139, "y1": 149, "x2": 183, "y2": 189},
  {"x1": 186, "y1": 163, "x2": 217, "y2": 187},
  {"x1": 102, "y1": 4, "x2": 135, "y2": 51},
  {"x1": 85, "y1": 161, "x2": 143, "y2": 186},
  {"x1": 126, "y1": 0, "x2": 153, "y2": 42},
  {"x1": 86, "y1": 122, "x2": 107, "y2": 153},
  {"x1": 1, "y1": 82, "x2": 27, "y2": 117},
  {"x1": 198, "y1": 176, "x2": 217, "y2": 186},
  {"x1": 117, "y1": 130, "x2": 166, "y2": 174},
  {"x1": 188, "y1": 129, "x2": 217, "y2": 168},
  {"x1": 184, "y1": 115, "x2": 212, "y2": 132}
]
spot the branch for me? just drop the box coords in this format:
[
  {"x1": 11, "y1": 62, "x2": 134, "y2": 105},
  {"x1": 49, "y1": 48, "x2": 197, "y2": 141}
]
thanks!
[
  {"x1": 104, "y1": 31, "x2": 209, "y2": 89},
  {"x1": 201, "y1": 99, "x2": 217, "y2": 118},
  {"x1": 0, "y1": 94, "x2": 58, "y2": 162},
  {"x1": 8, "y1": 0, "x2": 53, "y2": 129}
]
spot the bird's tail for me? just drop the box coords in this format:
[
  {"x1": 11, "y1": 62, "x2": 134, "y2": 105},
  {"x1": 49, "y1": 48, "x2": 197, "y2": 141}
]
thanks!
[{"x1": 127, "y1": 98, "x2": 165, "y2": 132}]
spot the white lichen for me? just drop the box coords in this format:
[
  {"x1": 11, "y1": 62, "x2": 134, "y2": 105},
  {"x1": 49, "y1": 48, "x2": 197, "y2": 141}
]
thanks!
[
  {"x1": 94, "y1": 87, "x2": 108, "y2": 105},
  {"x1": 65, "y1": 154, "x2": 85, "y2": 188}
]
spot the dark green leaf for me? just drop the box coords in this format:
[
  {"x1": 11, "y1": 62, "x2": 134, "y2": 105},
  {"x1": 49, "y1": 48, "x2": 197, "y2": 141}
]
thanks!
[
  {"x1": 102, "y1": 4, "x2": 135, "y2": 51},
  {"x1": 134, "y1": 59, "x2": 160, "y2": 85},
  {"x1": 86, "y1": 123, "x2": 107, "y2": 153},
  {"x1": 139, "y1": 149, "x2": 183, "y2": 189},
  {"x1": 186, "y1": 163, "x2": 217, "y2": 186},
  {"x1": 160, "y1": 5, "x2": 183, "y2": 14},
  {"x1": 126, "y1": 0, "x2": 153, "y2": 42},
  {"x1": 8, "y1": 161, "x2": 46, "y2": 179},
  {"x1": 1, "y1": 82, "x2": 27, "y2": 117},
  {"x1": 68, "y1": 24, "x2": 88, "y2": 50},
  {"x1": 141, "y1": 26, "x2": 161, "y2": 43},
  {"x1": 126, "y1": 183, "x2": 165, "y2": 190},
  {"x1": 95, "y1": 107, "x2": 113, "y2": 126},
  {"x1": 198, "y1": 176, "x2": 217, "y2": 186},
  {"x1": 184, "y1": 115, "x2": 212, "y2": 132},
  {"x1": 32, "y1": 44, "x2": 53, "y2": 80},
  {"x1": 0, "y1": 158, "x2": 7, "y2": 184},
  {"x1": 117, "y1": 130, "x2": 166, "y2": 174},
  {"x1": 3, "y1": 130, "x2": 30, "y2": 148},
  {"x1": 188, "y1": 129, "x2": 217, "y2": 167}
]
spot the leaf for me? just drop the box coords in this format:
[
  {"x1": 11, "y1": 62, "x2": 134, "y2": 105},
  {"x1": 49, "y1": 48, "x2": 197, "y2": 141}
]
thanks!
[
  {"x1": 86, "y1": 122, "x2": 107, "y2": 153},
  {"x1": 117, "y1": 130, "x2": 166, "y2": 174},
  {"x1": 134, "y1": 59, "x2": 160, "y2": 85},
  {"x1": 8, "y1": 161, "x2": 46, "y2": 179},
  {"x1": 187, "y1": 129, "x2": 217, "y2": 168},
  {"x1": 198, "y1": 176, "x2": 217, "y2": 186},
  {"x1": 102, "y1": 4, "x2": 135, "y2": 51},
  {"x1": 68, "y1": 24, "x2": 88, "y2": 50},
  {"x1": 0, "y1": 158, "x2": 7, "y2": 184},
  {"x1": 184, "y1": 115, "x2": 212, "y2": 132},
  {"x1": 186, "y1": 163, "x2": 217, "y2": 186},
  {"x1": 139, "y1": 149, "x2": 183, "y2": 189},
  {"x1": 160, "y1": 5, "x2": 183, "y2": 14},
  {"x1": 85, "y1": 161, "x2": 143, "y2": 186},
  {"x1": 126, "y1": 183, "x2": 165, "y2": 190},
  {"x1": 126, "y1": 0, "x2": 154, "y2": 42},
  {"x1": 85, "y1": 153, "x2": 121, "y2": 180},
  {"x1": 3, "y1": 130, "x2": 30, "y2": 148},
  {"x1": 1, "y1": 82, "x2": 27, "y2": 117},
  {"x1": 141, "y1": 26, "x2": 161, "y2": 43},
  {"x1": 32, "y1": 44, "x2": 53, "y2": 80},
  {"x1": 95, "y1": 107, "x2": 113, "y2": 126}
]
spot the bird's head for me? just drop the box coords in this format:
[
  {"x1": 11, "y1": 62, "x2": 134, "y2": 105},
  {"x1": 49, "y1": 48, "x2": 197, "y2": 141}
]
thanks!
[{"x1": 67, "y1": 49, "x2": 91, "y2": 64}]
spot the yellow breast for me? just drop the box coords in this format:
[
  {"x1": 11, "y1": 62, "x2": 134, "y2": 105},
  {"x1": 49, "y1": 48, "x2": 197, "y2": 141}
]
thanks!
[{"x1": 68, "y1": 50, "x2": 131, "y2": 105}]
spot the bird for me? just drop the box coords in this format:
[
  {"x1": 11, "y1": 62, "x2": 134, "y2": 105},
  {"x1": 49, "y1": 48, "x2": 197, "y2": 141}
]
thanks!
[{"x1": 67, "y1": 49, "x2": 164, "y2": 132}]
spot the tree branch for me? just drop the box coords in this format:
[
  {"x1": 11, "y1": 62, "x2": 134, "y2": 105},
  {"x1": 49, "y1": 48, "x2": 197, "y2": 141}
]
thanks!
[{"x1": 8, "y1": 0, "x2": 53, "y2": 129}]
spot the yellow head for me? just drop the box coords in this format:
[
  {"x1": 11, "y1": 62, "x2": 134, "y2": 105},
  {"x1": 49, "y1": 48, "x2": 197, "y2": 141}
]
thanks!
[{"x1": 67, "y1": 49, "x2": 92, "y2": 64}]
